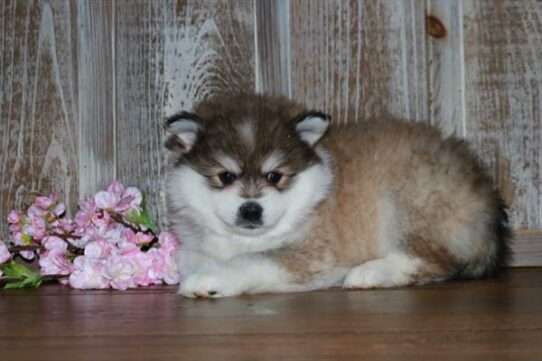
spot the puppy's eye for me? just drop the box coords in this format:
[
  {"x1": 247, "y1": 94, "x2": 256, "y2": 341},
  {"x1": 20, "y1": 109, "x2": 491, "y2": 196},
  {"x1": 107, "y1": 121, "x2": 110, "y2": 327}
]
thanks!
[
  {"x1": 218, "y1": 171, "x2": 237, "y2": 186},
  {"x1": 265, "y1": 171, "x2": 282, "y2": 184}
]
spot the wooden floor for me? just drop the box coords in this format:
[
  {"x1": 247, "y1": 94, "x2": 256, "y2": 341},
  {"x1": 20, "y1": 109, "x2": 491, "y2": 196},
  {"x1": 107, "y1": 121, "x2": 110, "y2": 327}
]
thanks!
[{"x1": 1, "y1": 269, "x2": 541, "y2": 361}]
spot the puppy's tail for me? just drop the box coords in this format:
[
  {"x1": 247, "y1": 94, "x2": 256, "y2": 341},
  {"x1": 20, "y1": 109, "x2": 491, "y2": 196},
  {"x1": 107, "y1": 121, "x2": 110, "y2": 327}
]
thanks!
[{"x1": 455, "y1": 195, "x2": 512, "y2": 279}]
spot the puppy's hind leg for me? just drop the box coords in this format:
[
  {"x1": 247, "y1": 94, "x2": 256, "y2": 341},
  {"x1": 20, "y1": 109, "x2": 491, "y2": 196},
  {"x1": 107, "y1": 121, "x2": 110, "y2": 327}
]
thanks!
[{"x1": 343, "y1": 253, "x2": 446, "y2": 289}]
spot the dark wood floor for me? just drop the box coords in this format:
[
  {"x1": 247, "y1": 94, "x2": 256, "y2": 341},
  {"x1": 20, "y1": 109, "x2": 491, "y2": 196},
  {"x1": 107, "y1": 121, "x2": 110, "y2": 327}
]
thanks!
[{"x1": 1, "y1": 269, "x2": 541, "y2": 361}]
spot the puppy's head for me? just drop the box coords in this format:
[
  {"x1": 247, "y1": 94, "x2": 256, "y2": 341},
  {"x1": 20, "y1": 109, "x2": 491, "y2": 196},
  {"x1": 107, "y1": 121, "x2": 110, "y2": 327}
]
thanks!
[{"x1": 165, "y1": 94, "x2": 333, "y2": 241}]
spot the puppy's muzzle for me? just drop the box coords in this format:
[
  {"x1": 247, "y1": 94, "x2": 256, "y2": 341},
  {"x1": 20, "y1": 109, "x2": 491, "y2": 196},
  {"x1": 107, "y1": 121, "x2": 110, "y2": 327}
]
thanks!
[{"x1": 237, "y1": 202, "x2": 263, "y2": 229}]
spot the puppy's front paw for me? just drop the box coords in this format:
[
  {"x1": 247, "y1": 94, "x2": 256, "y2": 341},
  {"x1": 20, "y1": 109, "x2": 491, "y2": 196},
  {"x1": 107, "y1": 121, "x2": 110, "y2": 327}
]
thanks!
[
  {"x1": 343, "y1": 264, "x2": 390, "y2": 289},
  {"x1": 343, "y1": 254, "x2": 420, "y2": 289},
  {"x1": 179, "y1": 272, "x2": 243, "y2": 298}
]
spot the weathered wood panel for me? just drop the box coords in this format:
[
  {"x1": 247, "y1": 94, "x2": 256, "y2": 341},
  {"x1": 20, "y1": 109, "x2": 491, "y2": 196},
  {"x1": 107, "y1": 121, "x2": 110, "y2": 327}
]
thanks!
[
  {"x1": 0, "y1": 0, "x2": 540, "y2": 266},
  {"x1": 114, "y1": 0, "x2": 166, "y2": 228},
  {"x1": 0, "y1": 0, "x2": 255, "y2": 234},
  {"x1": 289, "y1": 0, "x2": 428, "y2": 124},
  {"x1": 426, "y1": 0, "x2": 465, "y2": 137},
  {"x1": 463, "y1": 0, "x2": 542, "y2": 229},
  {"x1": 513, "y1": 229, "x2": 542, "y2": 267},
  {"x1": 77, "y1": 0, "x2": 116, "y2": 197},
  {"x1": 114, "y1": 0, "x2": 255, "y2": 227},
  {"x1": 0, "y1": 0, "x2": 79, "y2": 235},
  {"x1": 255, "y1": 0, "x2": 290, "y2": 96}
]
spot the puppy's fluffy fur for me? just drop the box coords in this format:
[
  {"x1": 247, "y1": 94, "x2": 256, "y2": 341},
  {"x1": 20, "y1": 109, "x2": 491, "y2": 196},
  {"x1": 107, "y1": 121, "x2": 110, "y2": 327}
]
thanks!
[{"x1": 165, "y1": 93, "x2": 511, "y2": 298}]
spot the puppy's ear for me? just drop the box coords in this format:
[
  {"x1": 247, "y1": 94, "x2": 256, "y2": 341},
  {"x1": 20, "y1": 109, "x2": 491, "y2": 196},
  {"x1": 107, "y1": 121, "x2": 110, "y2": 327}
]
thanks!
[
  {"x1": 294, "y1": 111, "x2": 331, "y2": 146},
  {"x1": 164, "y1": 111, "x2": 200, "y2": 153}
]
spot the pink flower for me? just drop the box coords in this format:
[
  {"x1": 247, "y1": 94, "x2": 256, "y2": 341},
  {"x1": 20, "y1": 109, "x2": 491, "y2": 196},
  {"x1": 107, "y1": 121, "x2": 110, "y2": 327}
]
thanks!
[
  {"x1": 22, "y1": 215, "x2": 47, "y2": 241},
  {"x1": 135, "y1": 233, "x2": 154, "y2": 245},
  {"x1": 20, "y1": 251, "x2": 35, "y2": 261},
  {"x1": 42, "y1": 236, "x2": 68, "y2": 254},
  {"x1": 35, "y1": 195, "x2": 54, "y2": 210},
  {"x1": 120, "y1": 229, "x2": 154, "y2": 249},
  {"x1": 74, "y1": 196, "x2": 98, "y2": 228},
  {"x1": 68, "y1": 234, "x2": 90, "y2": 249},
  {"x1": 163, "y1": 253, "x2": 180, "y2": 285},
  {"x1": 50, "y1": 218, "x2": 76, "y2": 235},
  {"x1": 0, "y1": 242, "x2": 11, "y2": 264},
  {"x1": 84, "y1": 240, "x2": 114, "y2": 259},
  {"x1": 94, "y1": 191, "x2": 120, "y2": 211},
  {"x1": 12, "y1": 232, "x2": 30, "y2": 246},
  {"x1": 39, "y1": 251, "x2": 73, "y2": 275},
  {"x1": 9, "y1": 223, "x2": 21, "y2": 234},
  {"x1": 11, "y1": 232, "x2": 35, "y2": 260},
  {"x1": 69, "y1": 256, "x2": 109, "y2": 289},
  {"x1": 27, "y1": 204, "x2": 46, "y2": 219},
  {"x1": 5, "y1": 183, "x2": 174, "y2": 290},
  {"x1": 39, "y1": 236, "x2": 73, "y2": 276},
  {"x1": 79, "y1": 223, "x2": 122, "y2": 247},
  {"x1": 102, "y1": 255, "x2": 135, "y2": 290},
  {"x1": 147, "y1": 249, "x2": 167, "y2": 282},
  {"x1": 95, "y1": 181, "x2": 142, "y2": 213},
  {"x1": 128, "y1": 250, "x2": 159, "y2": 286},
  {"x1": 158, "y1": 232, "x2": 179, "y2": 255},
  {"x1": 123, "y1": 187, "x2": 142, "y2": 209},
  {"x1": 107, "y1": 181, "x2": 125, "y2": 196},
  {"x1": 118, "y1": 229, "x2": 137, "y2": 251},
  {"x1": 52, "y1": 202, "x2": 66, "y2": 217},
  {"x1": 7, "y1": 211, "x2": 22, "y2": 224},
  {"x1": 119, "y1": 248, "x2": 168, "y2": 287}
]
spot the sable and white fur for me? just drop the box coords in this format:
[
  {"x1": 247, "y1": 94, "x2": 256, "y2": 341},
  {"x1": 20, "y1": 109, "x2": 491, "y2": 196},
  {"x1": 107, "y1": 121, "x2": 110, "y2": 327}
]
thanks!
[{"x1": 165, "y1": 94, "x2": 511, "y2": 298}]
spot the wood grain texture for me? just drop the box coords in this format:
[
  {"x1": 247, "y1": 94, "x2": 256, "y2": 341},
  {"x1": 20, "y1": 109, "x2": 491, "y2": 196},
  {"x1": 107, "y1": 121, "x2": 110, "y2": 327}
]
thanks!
[
  {"x1": 0, "y1": 0, "x2": 79, "y2": 235},
  {"x1": 427, "y1": 0, "x2": 465, "y2": 137},
  {"x1": 1, "y1": 269, "x2": 542, "y2": 360},
  {"x1": 512, "y1": 229, "x2": 542, "y2": 267},
  {"x1": 114, "y1": 0, "x2": 166, "y2": 229},
  {"x1": 255, "y1": 0, "x2": 290, "y2": 96},
  {"x1": 463, "y1": 0, "x2": 542, "y2": 229},
  {"x1": 0, "y1": 0, "x2": 541, "y2": 266},
  {"x1": 77, "y1": 0, "x2": 116, "y2": 197},
  {"x1": 114, "y1": 0, "x2": 255, "y2": 227},
  {"x1": 289, "y1": 0, "x2": 428, "y2": 124}
]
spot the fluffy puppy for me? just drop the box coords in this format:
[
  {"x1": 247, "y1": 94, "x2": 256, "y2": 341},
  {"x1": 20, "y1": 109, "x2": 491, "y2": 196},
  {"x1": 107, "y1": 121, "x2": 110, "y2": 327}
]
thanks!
[{"x1": 165, "y1": 93, "x2": 511, "y2": 298}]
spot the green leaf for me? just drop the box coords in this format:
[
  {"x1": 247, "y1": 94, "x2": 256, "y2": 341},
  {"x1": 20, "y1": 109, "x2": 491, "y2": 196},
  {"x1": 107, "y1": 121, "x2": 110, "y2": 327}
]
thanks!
[
  {"x1": 4, "y1": 276, "x2": 41, "y2": 289},
  {"x1": 4, "y1": 281, "x2": 27, "y2": 289},
  {"x1": 1, "y1": 262, "x2": 32, "y2": 277},
  {"x1": 1, "y1": 262, "x2": 43, "y2": 289},
  {"x1": 126, "y1": 207, "x2": 156, "y2": 233},
  {"x1": 21, "y1": 233, "x2": 32, "y2": 246}
]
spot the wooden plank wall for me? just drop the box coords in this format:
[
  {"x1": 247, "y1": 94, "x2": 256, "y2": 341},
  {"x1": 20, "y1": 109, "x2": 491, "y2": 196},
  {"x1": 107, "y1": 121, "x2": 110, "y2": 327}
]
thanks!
[
  {"x1": 0, "y1": 0, "x2": 80, "y2": 225},
  {"x1": 0, "y1": 0, "x2": 254, "y2": 233},
  {"x1": 1, "y1": 0, "x2": 540, "y2": 266},
  {"x1": 113, "y1": 0, "x2": 254, "y2": 228}
]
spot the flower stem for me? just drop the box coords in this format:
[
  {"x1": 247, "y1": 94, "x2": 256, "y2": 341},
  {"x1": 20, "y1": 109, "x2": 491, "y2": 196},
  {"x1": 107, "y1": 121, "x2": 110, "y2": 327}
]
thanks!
[
  {"x1": 49, "y1": 233, "x2": 84, "y2": 254},
  {"x1": 0, "y1": 273, "x2": 67, "y2": 286},
  {"x1": 109, "y1": 210, "x2": 158, "y2": 238},
  {"x1": 8, "y1": 245, "x2": 42, "y2": 252},
  {"x1": 51, "y1": 232, "x2": 81, "y2": 240},
  {"x1": 8, "y1": 243, "x2": 83, "y2": 256}
]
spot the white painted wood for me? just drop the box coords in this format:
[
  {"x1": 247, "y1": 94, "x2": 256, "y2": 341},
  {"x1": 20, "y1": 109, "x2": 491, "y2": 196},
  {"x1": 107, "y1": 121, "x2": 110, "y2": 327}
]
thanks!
[
  {"x1": 427, "y1": 0, "x2": 465, "y2": 137},
  {"x1": 289, "y1": 0, "x2": 428, "y2": 124},
  {"x1": 77, "y1": 0, "x2": 116, "y2": 197},
  {"x1": 255, "y1": 0, "x2": 291, "y2": 97},
  {"x1": 1, "y1": 0, "x2": 540, "y2": 266},
  {"x1": 463, "y1": 0, "x2": 542, "y2": 229},
  {"x1": 0, "y1": 0, "x2": 79, "y2": 237},
  {"x1": 115, "y1": 0, "x2": 255, "y2": 227}
]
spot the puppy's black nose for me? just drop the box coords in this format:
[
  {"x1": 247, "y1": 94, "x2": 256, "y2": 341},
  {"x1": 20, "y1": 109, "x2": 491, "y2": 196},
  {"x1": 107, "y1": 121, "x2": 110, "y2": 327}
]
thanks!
[{"x1": 239, "y1": 202, "x2": 263, "y2": 223}]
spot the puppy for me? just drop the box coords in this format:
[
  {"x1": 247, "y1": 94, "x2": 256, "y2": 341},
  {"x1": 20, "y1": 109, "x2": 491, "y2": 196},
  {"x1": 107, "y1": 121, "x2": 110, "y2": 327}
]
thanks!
[{"x1": 165, "y1": 93, "x2": 511, "y2": 298}]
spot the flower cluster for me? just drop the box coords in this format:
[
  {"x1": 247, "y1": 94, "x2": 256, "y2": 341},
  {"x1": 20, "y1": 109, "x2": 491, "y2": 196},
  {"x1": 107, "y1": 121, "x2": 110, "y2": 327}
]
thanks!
[{"x1": 0, "y1": 181, "x2": 180, "y2": 290}]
